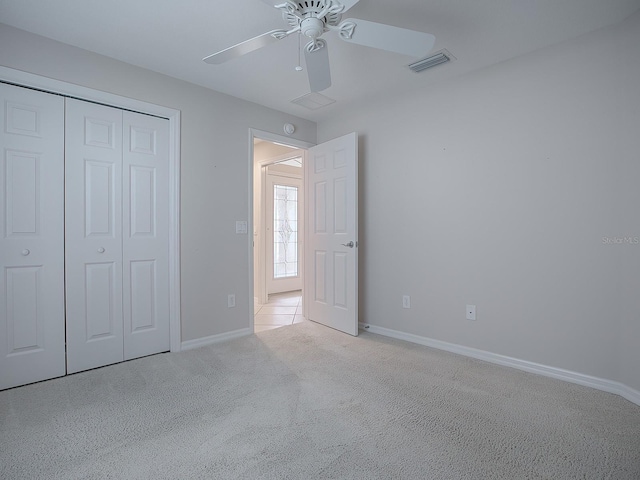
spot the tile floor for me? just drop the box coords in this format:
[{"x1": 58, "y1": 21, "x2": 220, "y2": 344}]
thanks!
[{"x1": 254, "y1": 290, "x2": 304, "y2": 333}]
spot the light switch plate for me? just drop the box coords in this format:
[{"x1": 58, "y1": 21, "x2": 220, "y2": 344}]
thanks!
[{"x1": 235, "y1": 221, "x2": 248, "y2": 234}]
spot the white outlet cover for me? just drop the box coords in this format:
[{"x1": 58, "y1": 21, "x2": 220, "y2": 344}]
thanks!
[
  {"x1": 402, "y1": 295, "x2": 411, "y2": 309},
  {"x1": 466, "y1": 305, "x2": 476, "y2": 321}
]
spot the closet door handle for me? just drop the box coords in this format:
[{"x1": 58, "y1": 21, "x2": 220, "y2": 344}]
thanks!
[
  {"x1": 21, "y1": 249, "x2": 30, "y2": 256},
  {"x1": 97, "y1": 247, "x2": 105, "y2": 253}
]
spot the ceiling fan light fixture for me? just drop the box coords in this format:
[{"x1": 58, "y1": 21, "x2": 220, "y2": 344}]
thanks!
[
  {"x1": 301, "y1": 17, "x2": 325, "y2": 40},
  {"x1": 408, "y1": 49, "x2": 455, "y2": 73}
]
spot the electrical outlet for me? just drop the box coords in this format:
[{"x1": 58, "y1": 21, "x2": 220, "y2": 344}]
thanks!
[
  {"x1": 466, "y1": 305, "x2": 476, "y2": 321},
  {"x1": 228, "y1": 294, "x2": 236, "y2": 308},
  {"x1": 402, "y1": 295, "x2": 411, "y2": 309}
]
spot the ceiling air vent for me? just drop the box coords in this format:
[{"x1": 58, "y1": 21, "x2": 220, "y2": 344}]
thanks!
[
  {"x1": 408, "y1": 49, "x2": 454, "y2": 73},
  {"x1": 291, "y1": 92, "x2": 336, "y2": 110}
]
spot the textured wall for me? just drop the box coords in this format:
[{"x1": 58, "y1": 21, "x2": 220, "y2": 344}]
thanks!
[{"x1": 318, "y1": 13, "x2": 640, "y2": 392}]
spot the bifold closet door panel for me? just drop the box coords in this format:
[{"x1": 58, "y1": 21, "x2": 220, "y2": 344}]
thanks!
[
  {"x1": 122, "y1": 112, "x2": 170, "y2": 360},
  {"x1": 0, "y1": 83, "x2": 66, "y2": 389},
  {"x1": 65, "y1": 99, "x2": 124, "y2": 374}
]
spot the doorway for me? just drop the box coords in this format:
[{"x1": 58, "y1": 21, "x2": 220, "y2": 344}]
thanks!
[
  {"x1": 249, "y1": 130, "x2": 359, "y2": 337},
  {"x1": 252, "y1": 136, "x2": 308, "y2": 333}
]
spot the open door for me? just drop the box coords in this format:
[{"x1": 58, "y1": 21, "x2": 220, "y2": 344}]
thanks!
[{"x1": 305, "y1": 132, "x2": 358, "y2": 336}]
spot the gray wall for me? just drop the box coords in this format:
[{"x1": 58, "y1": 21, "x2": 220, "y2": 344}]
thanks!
[
  {"x1": 0, "y1": 24, "x2": 316, "y2": 342},
  {"x1": 318, "y1": 12, "x2": 640, "y2": 392}
]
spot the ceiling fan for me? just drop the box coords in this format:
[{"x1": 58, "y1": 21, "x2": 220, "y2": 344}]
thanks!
[{"x1": 203, "y1": 0, "x2": 435, "y2": 92}]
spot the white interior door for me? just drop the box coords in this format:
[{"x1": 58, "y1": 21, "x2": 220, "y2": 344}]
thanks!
[
  {"x1": 0, "y1": 83, "x2": 66, "y2": 389},
  {"x1": 122, "y1": 111, "x2": 170, "y2": 360},
  {"x1": 267, "y1": 172, "x2": 303, "y2": 295},
  {"x1": 305, "y1": 132, "x2": 358, "y2": 336},
  {"x1": 65, "y1": 99, "x2": 124, "y2": 374}
]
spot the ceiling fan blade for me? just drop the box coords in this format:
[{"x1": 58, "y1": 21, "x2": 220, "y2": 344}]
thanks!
[
  {"x1": 304, "y1": 42, "x2": 332, "y2": 92},
  {"x1": 203, "y1": 30, "x2": 286, "y2": 64},
  {"x1": 340, "y1": 18, "x2": 435, "y2": 58}
]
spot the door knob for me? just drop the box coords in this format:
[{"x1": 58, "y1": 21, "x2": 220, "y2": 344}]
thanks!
[
  {"x1": 97, "y1": 247, "x2": 105, "y2": 253},
  {"x1": 21, "y1": 249, "x2": 30, "y2": 256},
  {"x1": 341, "y1": 241, "x2": 355, "y2": 248}
]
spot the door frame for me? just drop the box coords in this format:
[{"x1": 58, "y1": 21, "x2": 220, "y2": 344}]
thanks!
[
  {"x1": 0, "y1": 66, "x2": 182, "y2": 353},
  {"x1": 249, "y1": 129, "x2": 314, "y2": 332}
]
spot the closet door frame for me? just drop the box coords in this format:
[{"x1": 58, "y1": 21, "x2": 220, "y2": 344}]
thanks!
[{"x1": 0, "y1": 66, "x2": 182, "y2": 353}]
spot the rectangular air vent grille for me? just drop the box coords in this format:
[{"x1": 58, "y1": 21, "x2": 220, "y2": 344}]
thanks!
[{"x1": 409, "y1": 50, "x2": 454, "y2": 73}]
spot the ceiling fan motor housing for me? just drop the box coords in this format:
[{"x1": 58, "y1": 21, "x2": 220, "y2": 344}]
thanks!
[{"x1": 283, "y1": 1, "x2": 344, "y2": 32}]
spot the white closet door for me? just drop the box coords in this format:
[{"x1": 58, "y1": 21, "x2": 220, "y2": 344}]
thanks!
[
  {"x1": 0, "y1": 83, "x2": 66, "y2": 389},
  {"x1": 122, "y1": 111, "x2": 170, "y2": 359},
  {"x1": 65, "y1": 99, "x2": 124, "y2": 374}
]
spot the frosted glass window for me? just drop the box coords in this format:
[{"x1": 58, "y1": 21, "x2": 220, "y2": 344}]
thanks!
[{"x1": 273, "y1": 184, "x2": 298, "y2": 279}]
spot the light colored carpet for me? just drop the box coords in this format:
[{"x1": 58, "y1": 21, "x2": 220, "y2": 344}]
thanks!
[{"x1": 1, "y1": 320, "x2": 639, "y2": 479}]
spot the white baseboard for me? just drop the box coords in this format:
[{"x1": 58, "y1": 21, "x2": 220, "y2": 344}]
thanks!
[
  {"x1": 181, "y1": 327, "x2": 252, "y2": 351},
  {"x1": 359, "y1": 322, "x2": 640, "y2": 407}
]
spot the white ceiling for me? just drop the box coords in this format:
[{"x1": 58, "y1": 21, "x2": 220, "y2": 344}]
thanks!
[{"x1": 1, "y1": 0, "x2": 639, "y2": 122}]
